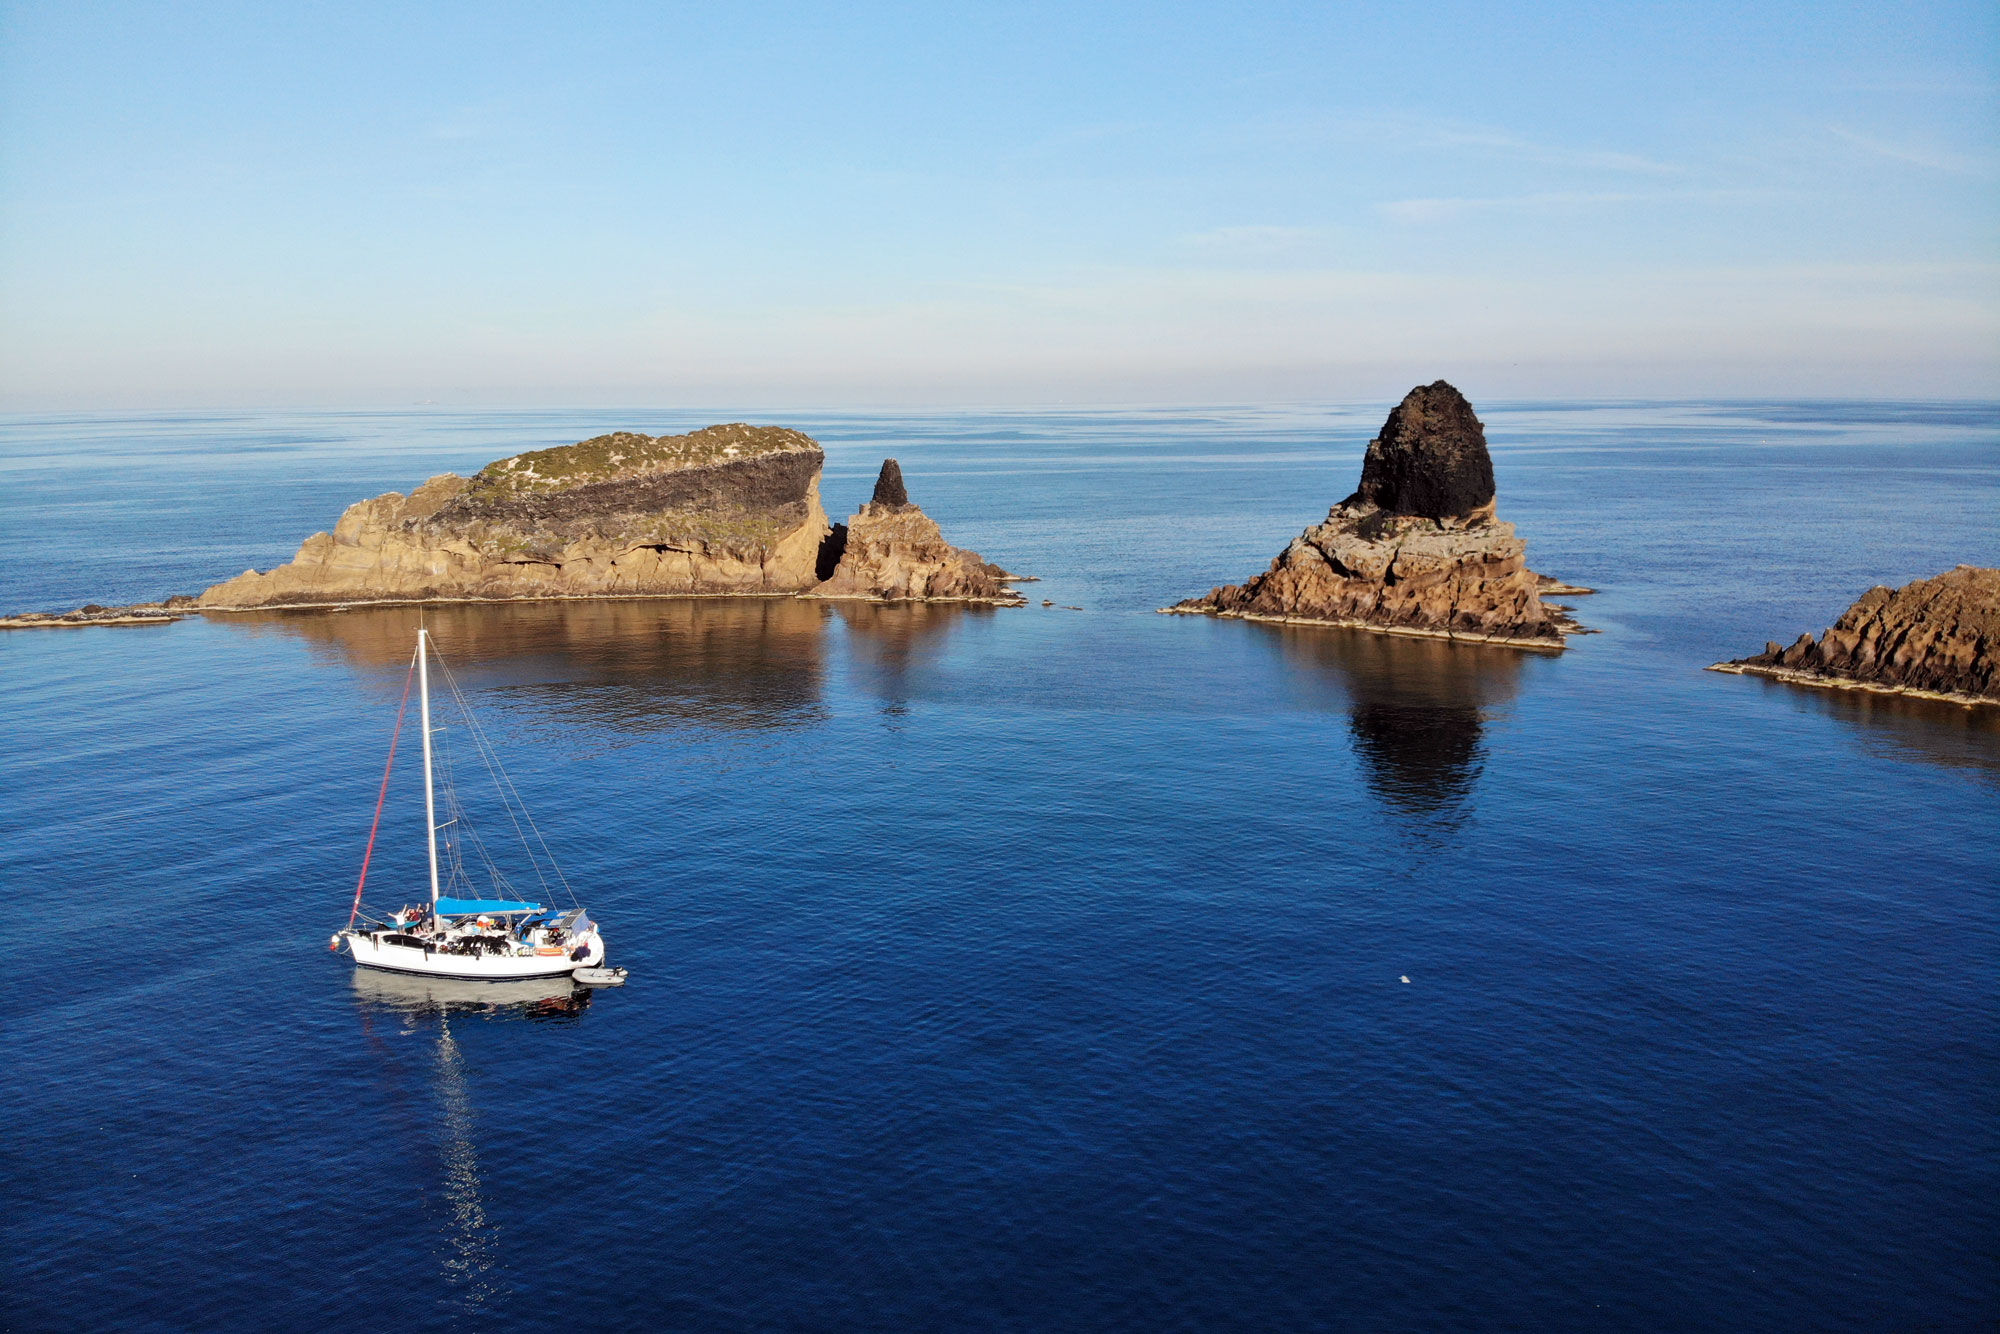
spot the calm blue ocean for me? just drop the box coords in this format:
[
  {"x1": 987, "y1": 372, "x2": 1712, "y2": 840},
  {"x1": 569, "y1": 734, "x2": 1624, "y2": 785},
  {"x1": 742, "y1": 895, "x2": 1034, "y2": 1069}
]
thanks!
[{"x1": 2, "y1": 402, "x2": 1996, "y2": 1331}]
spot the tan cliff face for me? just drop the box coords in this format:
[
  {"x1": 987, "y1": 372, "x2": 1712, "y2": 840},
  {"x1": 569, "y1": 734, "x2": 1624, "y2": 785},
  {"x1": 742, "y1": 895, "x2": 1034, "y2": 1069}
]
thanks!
[
  {"x1": 196, "y1": 425, "x2": 834, "y2": 609},
  {"x1": 1713, "y1": 565, "x2": 2000, "y2": 703}
]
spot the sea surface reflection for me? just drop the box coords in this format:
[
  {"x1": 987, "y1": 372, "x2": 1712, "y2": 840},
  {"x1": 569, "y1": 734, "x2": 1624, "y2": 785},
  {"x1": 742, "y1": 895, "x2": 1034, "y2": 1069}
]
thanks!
[
  {"x1": 431, "y1": 1013, "x2": 501, "y2": 1313},
  {"x1": 1757, "y1": 676, "x2": 2000, "y2": 785},
  {"x1": 829, "y1": 600, "x2": 994, "y2": 709},
  {"x1": 224, "y1": 599, "x2": 833, "y2": 733},
  {"x1": 347, "y1": 972, "x2": 576, "y2": 1317},
  {"x1": 1270, "y1": 626, "x2": 1525, "y2": 816},
  {"x1": 351, "y1": 968, "x2": 595, "y2": 1024}
]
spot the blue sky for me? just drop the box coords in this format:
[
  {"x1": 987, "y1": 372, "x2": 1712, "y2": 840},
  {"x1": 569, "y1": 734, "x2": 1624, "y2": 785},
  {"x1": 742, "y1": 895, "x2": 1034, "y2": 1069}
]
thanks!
[{"x1": 2, "y1": 0, "x2": 1995, "y2": 407}]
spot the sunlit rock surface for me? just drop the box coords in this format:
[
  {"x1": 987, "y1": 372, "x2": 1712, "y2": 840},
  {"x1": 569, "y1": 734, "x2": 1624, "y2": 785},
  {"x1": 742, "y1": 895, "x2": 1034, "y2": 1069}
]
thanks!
[
  {"x1": 810, "y1": 459, "x2": 1023, "y2": 604},
  {"x1": 1713, "y1": 565, "x2": 2000, "y2": 703},
  {"x1": 1169, "y1": 381, "x2": 1576, "y2": 648},
  {"x1": 196, "y1": 425, "x2": 832, "y2": 608}
]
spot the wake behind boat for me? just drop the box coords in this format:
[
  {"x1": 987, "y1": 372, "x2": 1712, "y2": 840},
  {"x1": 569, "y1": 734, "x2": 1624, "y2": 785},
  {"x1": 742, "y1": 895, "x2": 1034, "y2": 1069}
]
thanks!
[{"x1": 332, "y1": 628, "x2": 611, "y2": 982}]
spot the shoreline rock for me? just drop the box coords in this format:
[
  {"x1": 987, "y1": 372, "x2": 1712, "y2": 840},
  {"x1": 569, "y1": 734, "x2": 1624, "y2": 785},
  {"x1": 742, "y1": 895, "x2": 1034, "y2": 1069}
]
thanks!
[
  {"x1": 1155, "y1": 604, "x2": 1571, "y2": 652},
  {"x1": 808, "y1": 459, "x2": 1026, "y2": 605},
  {"x1": 0, "y1": 606, "x2": 183, "y2": 629},
  {"x1": 1168, "y1": 381, "x2": 1582, "y2": 647},
  {"x1": 1710, "y1": 565, "x2": 1999, "y2": 705}
]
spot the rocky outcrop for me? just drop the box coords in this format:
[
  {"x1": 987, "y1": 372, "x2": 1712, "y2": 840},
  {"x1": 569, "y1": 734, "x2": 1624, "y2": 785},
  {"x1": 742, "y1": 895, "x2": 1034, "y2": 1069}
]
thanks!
[
  {"x1": 1711, "y1": 565, "x2": 2000, "y2": 704},
  {"x1": 1167, "y1": 381, "x2": 1577, "y2": 648},
  {"x1": 868, "y1": 458, "x2": 911, "y2": 508},
  {"x1": 196, "y1": 424, "x2": 834, "y2": 608},
  {"x1": 0, "y1": 604, "x2": 184, "y2": 629},
  {"x1": 1353, "y1": 380, "x2": 1496, "y2": 519},
  {"x1": 810, "y1": 459, "x2": 1024, "y2": 604}
]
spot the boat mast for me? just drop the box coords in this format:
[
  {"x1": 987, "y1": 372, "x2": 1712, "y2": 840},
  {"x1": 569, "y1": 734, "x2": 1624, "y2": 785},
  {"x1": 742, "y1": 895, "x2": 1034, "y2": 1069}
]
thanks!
[{"x1": 419, "y1": 627, "x2": 441, "y2": 906}]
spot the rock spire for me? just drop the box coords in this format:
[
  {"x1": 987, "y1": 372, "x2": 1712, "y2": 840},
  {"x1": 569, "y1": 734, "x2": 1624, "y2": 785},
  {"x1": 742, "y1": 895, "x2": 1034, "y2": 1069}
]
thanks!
[
  {"x1": 1351, "y1": 380, "x2": 1497, "y2": 520},
  {"x1": 870, "y1": 458, "x2": 911, "y2": 509},
  {"x1": 811, "y1": 459, "x2": 1023, "y2": 604},
  {"x1": 1167, "y1": 381, "x2": 1581, "y2": 647}
]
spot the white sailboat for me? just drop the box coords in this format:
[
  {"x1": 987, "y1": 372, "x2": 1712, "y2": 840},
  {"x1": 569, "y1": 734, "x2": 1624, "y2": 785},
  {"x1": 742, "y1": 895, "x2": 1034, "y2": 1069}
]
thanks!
[{"x1": 332, "y1": 627, "x2": 620, "y2": 983}]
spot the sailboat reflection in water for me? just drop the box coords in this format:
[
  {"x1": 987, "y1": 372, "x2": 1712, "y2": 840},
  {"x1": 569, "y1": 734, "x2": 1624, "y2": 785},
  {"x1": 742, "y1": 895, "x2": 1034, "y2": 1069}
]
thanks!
[
  {"x1": 332, "y1": 628, "x2": 623, "y2": 984},
  {"x1": 350, "y1": 969, "x2": 594, "y2": 1023},
  {"x1": 346, "y1": 970, "x2": 585, "y2": 1315}
]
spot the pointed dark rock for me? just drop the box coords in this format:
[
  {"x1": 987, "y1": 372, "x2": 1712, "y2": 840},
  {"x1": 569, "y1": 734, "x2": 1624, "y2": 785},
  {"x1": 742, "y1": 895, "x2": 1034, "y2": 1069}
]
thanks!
[
  {"x1": 813, "y1": 459, "x2": 1022, "y2": 603},
  {"x1": 1167, "y1": 380, "x2": 1572, "y2": 646},
  {"x1": 1350, "y1": 380, "x2": 1496, "y2": 520},
  {"x1": 870, "y1": 458, "x2": 910, "y2": 509}
]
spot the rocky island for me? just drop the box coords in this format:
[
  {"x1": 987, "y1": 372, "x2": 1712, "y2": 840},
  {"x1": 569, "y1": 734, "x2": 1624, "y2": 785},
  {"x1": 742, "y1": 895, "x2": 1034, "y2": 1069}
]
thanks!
[
  {"x1": 1166, "y1": 381, "x2": 1584, "y2": 648},
  {"x1": 1710, "y1": 565, "x2": 2000, "y2": 705},
  {"x1": 2, "y1": 425, "x2": 1025, "y2": 625},
  {"x1": 811, "y1": 459, "x2": 1023, "y2": 604},
  {"x1": 198, "y1": 423, "x2": 835, "y2": 608}
]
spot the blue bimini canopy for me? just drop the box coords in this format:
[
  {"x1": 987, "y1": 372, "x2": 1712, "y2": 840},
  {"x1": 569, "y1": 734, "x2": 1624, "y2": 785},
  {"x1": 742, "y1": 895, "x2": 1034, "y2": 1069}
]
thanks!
[{"x1": 434, "y1": 897, "x2": 544, "y2": 918}]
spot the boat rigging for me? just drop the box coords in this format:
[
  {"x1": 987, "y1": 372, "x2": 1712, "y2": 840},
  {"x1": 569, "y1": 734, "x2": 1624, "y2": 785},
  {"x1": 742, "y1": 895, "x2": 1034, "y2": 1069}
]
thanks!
[{"x1": 331, "y1": 627, "x2": 626, "y2": 985}]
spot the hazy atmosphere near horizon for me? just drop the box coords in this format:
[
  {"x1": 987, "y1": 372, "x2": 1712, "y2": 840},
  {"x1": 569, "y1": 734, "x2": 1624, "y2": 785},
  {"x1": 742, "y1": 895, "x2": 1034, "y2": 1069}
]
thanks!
[
  {"x1": 4, "y1": 5, "x2": 1998, "y2": 1332},
  {"x1": 2, "y1": 0, "x2": 1996, "y2": 408}
]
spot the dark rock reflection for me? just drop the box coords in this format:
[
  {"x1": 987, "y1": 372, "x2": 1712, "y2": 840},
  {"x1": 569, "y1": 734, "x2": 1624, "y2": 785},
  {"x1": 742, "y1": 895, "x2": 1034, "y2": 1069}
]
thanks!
[
  {"x1": 222, "y1": 598, "x2": 832, "y2": 733},
  {"x1": 1757, "y1": 676, "x2": 2000, "y2": 786},
  {"x1": 829, "y1": 600, "x2": 992, "y2": 710},
  {"x1": 1272, "y1": 626, "x2": 1525, "y2": 817}
]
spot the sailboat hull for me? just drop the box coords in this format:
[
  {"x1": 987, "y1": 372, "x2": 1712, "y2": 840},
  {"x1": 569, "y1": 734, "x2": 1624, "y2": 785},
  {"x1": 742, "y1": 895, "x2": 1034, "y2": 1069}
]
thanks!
[{"x1": 344, "y1": 931, "x2": 606, "y2": 981}]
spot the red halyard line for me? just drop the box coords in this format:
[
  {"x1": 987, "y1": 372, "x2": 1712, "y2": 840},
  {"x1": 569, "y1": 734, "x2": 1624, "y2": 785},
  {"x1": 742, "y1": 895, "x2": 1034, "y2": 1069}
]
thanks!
[{"x1": 346, "y1": 654, "x2": 418, "y2": 931}]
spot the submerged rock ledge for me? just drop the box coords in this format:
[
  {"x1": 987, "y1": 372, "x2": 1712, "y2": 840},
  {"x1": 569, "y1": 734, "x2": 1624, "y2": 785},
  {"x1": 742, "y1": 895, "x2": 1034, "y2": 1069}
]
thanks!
[
  {"x1": 1710, "y1": 565, "x2": 2000, "y2": 705},
  {"x1": 1167, "y1": 381, "x2": 1587, "y2": 649},
  {"x1": 0, "y1": 606, "x2": 183, "y2": 629}
]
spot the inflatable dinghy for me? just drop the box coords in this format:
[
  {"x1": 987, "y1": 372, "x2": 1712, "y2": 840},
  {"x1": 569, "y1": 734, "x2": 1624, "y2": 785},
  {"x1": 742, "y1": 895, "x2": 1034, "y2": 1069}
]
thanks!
[{"x1": 572, "y1": 966, "x2": 629, "y2": 987}]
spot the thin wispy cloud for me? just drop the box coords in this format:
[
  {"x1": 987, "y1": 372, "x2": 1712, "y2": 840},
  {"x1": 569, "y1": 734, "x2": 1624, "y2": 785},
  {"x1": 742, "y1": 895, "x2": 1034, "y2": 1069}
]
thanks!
[
  {"x1": 1828, "y1": 125, "x2": 1991, "y2": 175},
  {"x1": 1379, "y1": 191, "x2": 1649, "y2": 223},
  {"x1": 1379, "y1": 186, "x2": 1781, "y2": 224},
  {"x1": 1235, "y1": 110, "x2": 1683, "y2": 175},
  {"x1": 1402, "y1": 120, "x2": 1682, "y2": 174},
  {"x1": 1174, "y1": 225, "x2": 1341, "y2": 259}
]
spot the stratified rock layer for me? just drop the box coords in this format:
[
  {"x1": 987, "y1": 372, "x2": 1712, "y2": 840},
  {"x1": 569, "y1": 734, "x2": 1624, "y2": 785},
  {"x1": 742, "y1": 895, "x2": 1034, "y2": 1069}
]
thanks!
[
  {"x1": 1712, "y1": 565, "x2": 2000, "y2": 703},
  {"x1": 197, "y1": 425, "x2": 833, "y2": 608},
  {"x1": 1170, "y1": 382, "x2": 1569, "y2": 647},
  {"x1": 810, "y1": 459, "x2": 1022, "y2": 604}
]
